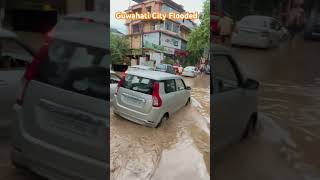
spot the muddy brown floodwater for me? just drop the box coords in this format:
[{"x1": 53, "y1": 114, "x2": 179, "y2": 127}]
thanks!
[
  {"x1": 215, "y1": 37, "x2": 320, "y2": 180},
  {"x1": 110, "y1": 75, "x2": 210, "y2": 180}
]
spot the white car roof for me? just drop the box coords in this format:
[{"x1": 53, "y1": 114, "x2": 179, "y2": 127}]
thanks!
[
  {"x1": 49, "y1": 11, "x2": 107, "y2": 49},
  {"x1": 130, "y1": 65, "x2": 153, "y2": 69},
  {"x1": 0, "y1": 28, "x2": 18, "y2": 39},
  {"x1": 240, "y1": 15, "x2": 273, "y2": 27},
  {"x1": 127, "y1": 70, "x2": 181, "y2": 81}
]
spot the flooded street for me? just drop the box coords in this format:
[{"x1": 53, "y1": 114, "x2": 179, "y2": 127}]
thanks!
[
  {"x1": 110, "y1": 75, "x2": 210, "y2": 180},
  {"x1": 215, "y1": 37, "x2": 320, "y2": 180}
]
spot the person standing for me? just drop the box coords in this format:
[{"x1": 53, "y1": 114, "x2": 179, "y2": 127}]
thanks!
[
  {"x1": 217, "y1": 12, "x2": 234, "y2": 45},
  {"x1": 287, "y1": 4, "x2": 304, "y2": 48}
]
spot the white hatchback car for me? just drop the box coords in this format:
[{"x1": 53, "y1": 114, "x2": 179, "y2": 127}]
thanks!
[
  {"x1": 232, "y1": 15, "x2": 287, "y2": 48},
  {"x1": 212, "y1": 44, "x2": 259, "y2": 153},
  {"x1": 182, "y1": 66, "x2": 198, "y2": 77},
  {"x1": 113, "y1": 70, "x2": 191, "y2": 128},
  {"x1": 11, "y1": 12, "x2": 107, "y2": 180}
]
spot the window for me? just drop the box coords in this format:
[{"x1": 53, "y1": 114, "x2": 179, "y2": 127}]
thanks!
[
  {"x1": 176, "y1": 79, "x2": 185, "y2": 91},
  {"x1": 165, "y1": 21, "x2": 172, "y2": 31},
  {"x1": 213, "y1": 55, "x2": 239, "y2": 92},
  {"x1": 160, "y1": 22, "x2": 164, "y2": 29},
  {"x1": 181, "y1": 41, "x2": 187, "y2": 50},
  {"x1": 164, "y1": 79, "x2": 176, "y2": 93},
  {"x1": 172, "y1": 22, "x2": 179, "y2": 33},
  {"x1": 35, "y1": 39, "x2": 108, "y2": 100},
  {"x1": 169, "y1": 66, "x2": 175, "y2": 73},
  {"x1": 146, "y1": 7, "x2": 152, "y2": 13},
  {"x1": 240, "y1": 16, "x2": 268, "y2": 28},
  {"x1": 132, "y1": 24, "x2": 140, "y2": 33},
  {"x1": 0, "y1": 39, "x2": 33, "y2": 70},
  {"x1": 151, "y1": 22, "x2": 157, "y2": 31},
  {"x1": 123, "y1": 75, "x2": 154, "y2": 95},
  {"x1": 133, "y1": 8, "x2": 142, "y2": 14},
  {"x1": 270, "y1": 20, "x2": 281, "y2": 30}
]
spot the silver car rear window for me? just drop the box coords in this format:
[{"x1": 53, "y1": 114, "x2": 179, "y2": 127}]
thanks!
[
  {"x1": 35, "y1": 39, "x2": 108, "y2": 100},
  {"x1": 123, "y1": 74, "x2": 154, "y2": 95}
]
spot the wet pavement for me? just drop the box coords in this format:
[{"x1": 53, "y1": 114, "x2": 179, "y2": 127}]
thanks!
[
  {"x1": 215, "y1": 36, "x2": 320, "y2": 180},
  {"x1": 110, "y1": 75, "x2": 210, "y2": 180},
  {"x1": 0, "y1": 138, "x2": 44, "y2": 180}
]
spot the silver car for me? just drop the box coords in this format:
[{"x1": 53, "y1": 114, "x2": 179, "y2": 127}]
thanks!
[
  {"x1": 11, "y1": 12, "x2": 107, "y2": 180},
  {"x1": 232, "y1": 15, "x2": 286, "y2": 48},
  {"x1": 182, "y1": 66, "x2": 198, "y2": 77},
  {"x1": 212, "y1": 45, "x2": 259, "y2": 153},
  {"x1": 113, "y1": 70, "x2": 191, "y2": 128}
]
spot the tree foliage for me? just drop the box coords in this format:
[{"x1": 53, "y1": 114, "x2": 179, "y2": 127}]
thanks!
[
  {"x1": 110, "y1": 33, "x2": 129, "y2": 64},
  {"x1": 187, "y1": 0, "x2": 210, "y2": 61}
]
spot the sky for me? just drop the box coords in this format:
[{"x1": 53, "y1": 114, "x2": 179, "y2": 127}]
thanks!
[{"x1": 110, "y1": 0, "x2": 206, "y2": 34}]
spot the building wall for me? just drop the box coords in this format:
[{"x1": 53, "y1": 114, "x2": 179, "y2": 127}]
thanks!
[
  {"x1": 66, "y1": 0, "x2": 86, "y2": 13},
  {"x1": 126, "y1": 0, "x2": 194, "y2": 56},
  {"x1": 143, "y1": 22, "x2": 152, "y2": 32},
  {"x1": 131, "y1": 34, "x2": 141, "y2": 49}
]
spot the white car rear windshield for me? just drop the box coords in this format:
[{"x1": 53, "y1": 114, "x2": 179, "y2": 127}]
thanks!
[
  {"x1": 240, "y1": 16, "x2": 268, "y2": 28},
  {"x1": 35, "y1": 39, "x2": 108, "y2": 100},
  {"x1": 123, "y1": 75, "x2": 154, "y2": 95}
]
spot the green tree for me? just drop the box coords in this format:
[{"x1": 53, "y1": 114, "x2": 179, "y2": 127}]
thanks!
[
  {"x1": 164, "y1": 56, "x2": 175, "y2": 65},
  {"x1": 110, "y1": 33, "x2": 129, "y2": 64},
  {"x1": 187, "y1": 0, "x2": 210, "y2": 62}
]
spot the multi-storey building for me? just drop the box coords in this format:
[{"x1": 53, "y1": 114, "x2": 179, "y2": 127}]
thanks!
[{"x1": 125, "y1": 0, "x2": 196, "y2": 66}]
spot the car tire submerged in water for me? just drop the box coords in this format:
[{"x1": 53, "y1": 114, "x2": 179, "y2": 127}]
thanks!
[
  {"x1": 241, "y1": 115, "x2": 257, "y2": 140},
  {"x1": 156, "y1": 114, "x2": 169, "y2": 128}
]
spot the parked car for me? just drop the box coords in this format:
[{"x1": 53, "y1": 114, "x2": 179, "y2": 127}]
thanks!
[
  {"x1": 182, "y1": 66, "x2": 198, "y2": 77},
  {"x1": 110, "y1": 70, "x2": 121, "y2": 103},
  {"x1": 232, "y1": 15, "x2": 287, "y2": 48},
  {"x1": 0, "y1": 28, "x2": 34, "y2": 131},
  {"x1": 155, "y1": 64, "x2": 176, "y2": 74},
  {"x1": 212, "y1": 44, "x2": 259, "y2": 153},
  {"x1": 125, "y1": 65, "x2": 153, "y2": 74},
  {"x1": 11, "y1": 11, "x2": 107, "y2": 180},
  {"x1": 304, "y1": 10, "x2": 320, "y2": 40},
  {"x1": 113, "y1": 70, "x2": 191, "y2": 128}
]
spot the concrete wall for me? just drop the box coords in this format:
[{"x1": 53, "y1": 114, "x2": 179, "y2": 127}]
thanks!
[
  {"x1": 130, "y1": 35, "x2": 141, "y2": 49},
  {"x1": 66, "y1": 0, "x2": 86, "y2": 13}
]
